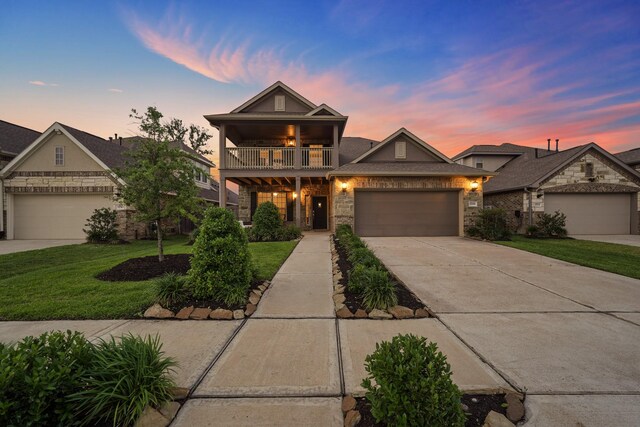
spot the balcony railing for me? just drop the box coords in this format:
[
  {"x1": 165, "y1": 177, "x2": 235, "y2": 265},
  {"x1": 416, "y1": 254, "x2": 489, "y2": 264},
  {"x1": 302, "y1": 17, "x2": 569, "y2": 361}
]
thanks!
[{"x1": 225, "y1": 147, "x2": 334, "y2": 170}]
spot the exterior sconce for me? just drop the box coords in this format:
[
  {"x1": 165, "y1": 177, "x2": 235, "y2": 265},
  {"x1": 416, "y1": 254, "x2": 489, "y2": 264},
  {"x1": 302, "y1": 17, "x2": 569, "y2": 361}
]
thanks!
[
  {"x1": 287, "y1": 137, "x2": 295, "y2": 147},
  {"x1": 341, "y1": 182, "x2": 347, "y2": 193},
  {"x1": 273, "y1": 192, "x2": 278, "y2": 197},
  {"x1": 293, "y1": 192, "x2": 297, "y2": 199},
  {"x1": 470, "y1": 180, "x2": 479, "y2": 192}
]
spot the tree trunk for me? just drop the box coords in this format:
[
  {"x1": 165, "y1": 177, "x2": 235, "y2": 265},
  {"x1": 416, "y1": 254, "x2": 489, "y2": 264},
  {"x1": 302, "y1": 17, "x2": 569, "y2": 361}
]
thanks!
[{"x1": 157, "y1": 220, "x2": 164, "y2": 262}]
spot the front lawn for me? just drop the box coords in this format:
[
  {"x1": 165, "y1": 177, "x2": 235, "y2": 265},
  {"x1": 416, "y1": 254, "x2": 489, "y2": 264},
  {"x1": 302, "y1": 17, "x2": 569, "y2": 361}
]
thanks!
[
  {"x1": 496, "y1": 235, "x2": 640, "y2": 280},
  {"x1": 0, "y1": 237, "x2": 297, "y2": 320}
]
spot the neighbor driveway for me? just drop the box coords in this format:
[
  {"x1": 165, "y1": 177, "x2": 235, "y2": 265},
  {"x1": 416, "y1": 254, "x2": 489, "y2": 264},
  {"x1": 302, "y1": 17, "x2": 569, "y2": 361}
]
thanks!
[
  {"x1": 365, "y1": 236, "x2": 640, "y2": 426},
  {"x1": 572, "y1": 234, "x2": 640, "y2": 247},
  {"x1": 0, "y1": 239, "x2": 85, "y2": 255}
]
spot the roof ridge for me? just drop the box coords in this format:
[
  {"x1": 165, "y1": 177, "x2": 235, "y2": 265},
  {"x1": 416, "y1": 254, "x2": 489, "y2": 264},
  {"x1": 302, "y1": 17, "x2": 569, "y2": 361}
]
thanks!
[
  {"x1": 57, "y1": 122, "x2": 107, "y2": 141},
  {"x1": 0, "y1": 119, "x2": 40, "y2": 134}
]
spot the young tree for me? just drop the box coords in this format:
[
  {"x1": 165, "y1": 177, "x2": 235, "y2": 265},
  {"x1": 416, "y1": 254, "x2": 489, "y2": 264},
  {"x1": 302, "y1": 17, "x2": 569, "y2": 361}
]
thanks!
[
  {"x1": 164, "y1": 117, "x2": 213, "y2": 155},
  {"x1": 116, "y1": 107, "x2": 202, "y2": 261}
]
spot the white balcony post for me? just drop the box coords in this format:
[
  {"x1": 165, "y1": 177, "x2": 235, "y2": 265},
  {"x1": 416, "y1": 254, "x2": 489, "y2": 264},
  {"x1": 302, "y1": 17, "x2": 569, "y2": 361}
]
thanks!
[
  {"x1": 295, "y1": 176, "x2": 301, "y2": 228},
  {"x1": 219, "y1": 124, "x2": 226, "y2": 170},
  {"x1": 332, "y1": 125, "x2": 339, "y2": 168},
  {"x1": 294, "y1": 125, "x2": 301, "y2": 169}
]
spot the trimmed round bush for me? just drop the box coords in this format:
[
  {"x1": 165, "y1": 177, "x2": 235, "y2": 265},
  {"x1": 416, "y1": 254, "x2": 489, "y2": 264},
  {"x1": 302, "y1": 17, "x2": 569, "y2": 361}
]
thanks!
[
  {"x1": 188, "y1": 207, "x2": 252, "y2": 306},
  {"x1": 251, "y1": 201, "x2": 283, "y2": 241},
  {"x1": 362, "y1": 334, "x2": 466, "y2": 427}
]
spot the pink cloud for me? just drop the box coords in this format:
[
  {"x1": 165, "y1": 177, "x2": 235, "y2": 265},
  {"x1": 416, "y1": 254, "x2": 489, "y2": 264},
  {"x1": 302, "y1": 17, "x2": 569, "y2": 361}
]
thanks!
[{"x1": 124, "y1": 10, "x2": 640, "y2": 156}]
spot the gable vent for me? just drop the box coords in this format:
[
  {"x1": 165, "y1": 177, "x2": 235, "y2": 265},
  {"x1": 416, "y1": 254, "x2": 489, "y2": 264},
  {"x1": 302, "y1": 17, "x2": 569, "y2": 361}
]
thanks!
[
  {"x1": 275, "y1": 95, "x2": 285, "y2": 111},
  {"x1": 395, "y1": 141, "x2": 407, "y2": 159}
]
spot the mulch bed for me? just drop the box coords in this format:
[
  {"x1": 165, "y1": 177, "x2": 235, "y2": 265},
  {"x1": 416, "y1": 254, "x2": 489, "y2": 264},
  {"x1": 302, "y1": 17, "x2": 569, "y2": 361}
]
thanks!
[
  {"x1": 333, "y1": 236, "x2": 425, "y2": 314},
  {"x1": 164, "y1": 279, "x2": 265, "y2": 312},
  {"x1": 354, "y1": 394, "x2": 508, "y2": 427},
  {"x1": 96, "y1": 254, "x2": 191, "y2": 282}
]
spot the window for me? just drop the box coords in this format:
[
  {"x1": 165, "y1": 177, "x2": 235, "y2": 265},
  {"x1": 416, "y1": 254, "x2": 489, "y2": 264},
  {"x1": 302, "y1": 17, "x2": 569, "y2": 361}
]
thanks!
[
  {"x1": 55, "y1": 146, "x2": 64, "y2": 166},
  {"x1": 585, "y1": 162, "x2": 594, "y2": 177},
  {"x1": 395, "y1": 141, "x2": 406, "y2": 159},
  {"x1": 275, "y1": 95, "x2": 285, "y2": 111},
  {"x1": 475, "y1": 162, "x2": 484, "y2": 169},
  {"x1": 257, "y1": 192, "x2": 288, "y2": 220}
]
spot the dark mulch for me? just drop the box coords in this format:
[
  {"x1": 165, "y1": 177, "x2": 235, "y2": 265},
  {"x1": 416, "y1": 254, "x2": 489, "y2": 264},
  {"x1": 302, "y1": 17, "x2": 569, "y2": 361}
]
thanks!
[
  {"x1": 333, "y1": 236, "x2": 426, "y2": 314},
  {"x1": 164, "y1": 279, "x2": 265, "y2": 312},
  {"x1": 354, "y1": 394, "x2": 509, "y2": 427},
  {"x1": 96, "y1": 254, "x2": 191, "y2": 282}
]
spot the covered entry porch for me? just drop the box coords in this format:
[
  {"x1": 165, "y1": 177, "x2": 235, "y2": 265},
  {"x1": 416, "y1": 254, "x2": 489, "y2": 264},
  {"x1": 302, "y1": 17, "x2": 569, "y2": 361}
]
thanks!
[{"x1": 229, "y1": 173, "x2": 331, "y2": 230}]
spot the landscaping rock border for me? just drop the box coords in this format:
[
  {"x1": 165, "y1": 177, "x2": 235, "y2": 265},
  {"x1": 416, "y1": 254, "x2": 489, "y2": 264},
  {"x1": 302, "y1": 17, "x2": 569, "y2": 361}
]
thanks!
[
  {"x1": 135, "y1": 387, "x2": 188, "y2": 427},
  {"x1": 330, "y1": 237, "x2": 432, "y2": 320},
  {"x1": 142, "y1": 280, "x2": 271, "y2": 320}
]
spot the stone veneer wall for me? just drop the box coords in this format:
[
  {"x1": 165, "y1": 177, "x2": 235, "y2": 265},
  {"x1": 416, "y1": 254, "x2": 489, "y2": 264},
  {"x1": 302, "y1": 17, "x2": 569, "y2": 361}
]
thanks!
[{"x1": 330, "y1": 176, "x2": 483, "y2": 234}]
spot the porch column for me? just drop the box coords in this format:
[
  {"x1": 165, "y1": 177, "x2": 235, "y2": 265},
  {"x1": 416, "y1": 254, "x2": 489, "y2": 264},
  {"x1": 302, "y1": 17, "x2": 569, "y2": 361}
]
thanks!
[
  {"x1": 295, "y1": 176, "x2": 301, "y2": 228},
  {"x1": 0, "y1": 181, "x2": 4, "y2": 234},
  {"x1": 219, "y1": 173, "x2": 227, "y2": 209},
  {"x1": 6, "y1": 193, "x2": 13, "y2": 239},
  {"x1": 218, "y1": 124, "x2": 226, "y2": 169},
  {"x1": 294, "y1": 125, "x2": 301, "y2": 169},
  {"x1": 332, "y1": 124, "x2": 339, "y2": 168}
]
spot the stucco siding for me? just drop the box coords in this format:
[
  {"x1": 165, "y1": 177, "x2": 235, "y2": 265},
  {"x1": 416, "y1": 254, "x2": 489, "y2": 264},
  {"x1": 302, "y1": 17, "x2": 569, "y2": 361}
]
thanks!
[
  {"x1": 361, "y1": 136, "x2": 441, "y2": 163},
  {"x1": 16, "y1": 133, "x2": 104, "y2": 172}
]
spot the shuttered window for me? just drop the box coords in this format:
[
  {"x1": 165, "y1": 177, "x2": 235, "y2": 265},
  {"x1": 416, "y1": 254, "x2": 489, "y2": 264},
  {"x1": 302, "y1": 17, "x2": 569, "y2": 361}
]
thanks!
[
  {"x1": 275, "y1": 95, "x2": 285, "y2": 111},
  {"x1": 395, "y1": 141, "x2": 406, "y2": 159}
]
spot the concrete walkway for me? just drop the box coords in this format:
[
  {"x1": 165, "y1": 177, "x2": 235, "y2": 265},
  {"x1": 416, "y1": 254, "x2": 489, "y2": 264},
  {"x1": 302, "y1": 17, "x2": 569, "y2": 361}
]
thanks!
[
  {"x1": 0, "y1": 239, "x2": 85, "y2": 255},
  {"x1": 572, "y1": 234, "x2": 640, "y2": 247},
  {"x1": 366, "y1": 236, "x2": 640, "y2": 426},
  {"x1": 0, "y1": 232, "x2": 512, "y2": 426}
]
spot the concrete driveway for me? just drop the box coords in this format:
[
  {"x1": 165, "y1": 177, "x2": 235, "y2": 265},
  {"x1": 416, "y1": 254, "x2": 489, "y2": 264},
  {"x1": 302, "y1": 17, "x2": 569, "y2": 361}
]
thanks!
[
  {"x1": 572, "y1": 234, "x2": 640, "y2": 247},
  {"x1": 365, "y1": 236, "x2": 640, "y2": 426},
  {"x1": 0, "y1": 239, "x2": 85, "y2": 255}
]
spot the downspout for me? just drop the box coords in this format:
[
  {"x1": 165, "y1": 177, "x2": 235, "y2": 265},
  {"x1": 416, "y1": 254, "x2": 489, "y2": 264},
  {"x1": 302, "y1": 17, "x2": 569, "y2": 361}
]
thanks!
[{"x1": 523, "y1": 187, "x2": 533, "y2": 227}]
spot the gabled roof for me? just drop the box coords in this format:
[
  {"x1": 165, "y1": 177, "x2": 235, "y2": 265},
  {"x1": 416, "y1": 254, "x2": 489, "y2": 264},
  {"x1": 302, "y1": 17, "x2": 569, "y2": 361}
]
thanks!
[
  {"x1": 306, "y1": 103, "x2": 343, "y2": 117},
  {"x1": 231, "y1": 81, "x2": 317, "y2": 113},
  {"x1": 119, "y1": 136, "x2": 215, "y2": 168},
  {"x1": 352, "y1": 128, "x2": 452, "y2": 164},
  {"x1": 484, "y1": 143, "x2": 640, "y2": 194},
  {"x1": 452, "y1": 143, "x2": 529, "y2": 161},
  {"x1": 339, "y1": 136, "x2": 381, "y2": 164},
  {"x1": 0, "y1": 120, "x2": 40, "y2": 156},
  {"x1": 616, "y1": 147, "x2": 640, "y2": 165}
]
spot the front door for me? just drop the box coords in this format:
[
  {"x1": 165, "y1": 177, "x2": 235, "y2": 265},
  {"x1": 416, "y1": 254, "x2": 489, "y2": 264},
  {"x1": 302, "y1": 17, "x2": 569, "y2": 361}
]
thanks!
[{"x1": 312, "y1": 196, "x2": 328, "y2": 229}]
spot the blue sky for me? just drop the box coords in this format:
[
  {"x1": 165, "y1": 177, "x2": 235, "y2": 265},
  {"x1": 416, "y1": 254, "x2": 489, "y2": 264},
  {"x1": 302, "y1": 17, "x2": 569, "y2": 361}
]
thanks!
[{"x1": 1, "y1": 0, "x2": 639, "y2": 159}]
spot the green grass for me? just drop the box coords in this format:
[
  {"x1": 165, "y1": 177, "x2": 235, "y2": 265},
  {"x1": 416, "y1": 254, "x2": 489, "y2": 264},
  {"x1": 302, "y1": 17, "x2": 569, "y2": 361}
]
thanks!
[
  {"x1": 0, "y1": 237, "x2": 297, "y2": 320},
  {"x1": 497, "y1": 235, "x2": 640, "y2": 280}
]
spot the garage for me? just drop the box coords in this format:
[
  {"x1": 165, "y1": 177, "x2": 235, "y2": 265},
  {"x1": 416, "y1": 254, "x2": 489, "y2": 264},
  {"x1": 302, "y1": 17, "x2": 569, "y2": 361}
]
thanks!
[
  {"x1": 354, "y1": 190, "x2": 460, "y2": 237},
  {"x1": 13, "y1": 194, "x2": 112, "y2": 239},
  {"x1": 544, "y1": 193, "x2": 632, "y2": 235}
]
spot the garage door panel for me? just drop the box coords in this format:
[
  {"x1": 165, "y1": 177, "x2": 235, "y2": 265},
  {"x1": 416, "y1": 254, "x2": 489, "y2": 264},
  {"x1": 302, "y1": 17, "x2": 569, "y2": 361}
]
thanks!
[
  {"x1": 355, "y1": 191, "x2": 459, "y2": 237},
  {"x1": 544, "y1": 194, "x2": 630, "y2": 235},
  {"x1": 14, "y1": 195, "x2": 113, "y2": 239}
]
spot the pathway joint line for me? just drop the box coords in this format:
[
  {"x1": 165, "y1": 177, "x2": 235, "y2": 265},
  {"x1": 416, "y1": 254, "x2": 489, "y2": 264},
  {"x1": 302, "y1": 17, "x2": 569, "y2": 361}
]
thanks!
[{"x1": 335, "y1": 318, "x2": 345, "y2": 396}]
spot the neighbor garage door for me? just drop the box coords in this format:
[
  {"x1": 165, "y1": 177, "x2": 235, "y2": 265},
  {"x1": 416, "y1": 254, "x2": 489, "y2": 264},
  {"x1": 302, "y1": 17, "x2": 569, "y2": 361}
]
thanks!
[
  {"x1": 544, "y1": 193, "x2": 631, "y2": 235},
  {"x1": 13, "y1": 194, "x2": 112, "y2": 239},
  {"x1": 354, "y1": 190, "x2": 460, "y2": 237}
]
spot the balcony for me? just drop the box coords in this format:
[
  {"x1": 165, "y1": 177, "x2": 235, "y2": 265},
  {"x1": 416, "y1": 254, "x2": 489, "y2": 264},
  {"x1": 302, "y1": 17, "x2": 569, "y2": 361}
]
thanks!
[{"x1": 225, "y1": 147, "x2": 334, "y2": 170}]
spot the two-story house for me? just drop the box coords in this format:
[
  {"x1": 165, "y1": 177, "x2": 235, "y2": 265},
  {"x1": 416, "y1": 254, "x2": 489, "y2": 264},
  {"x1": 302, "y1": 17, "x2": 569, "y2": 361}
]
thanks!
[{"x1": 209, "y1": 82, "x2": 489, "y2": 236}]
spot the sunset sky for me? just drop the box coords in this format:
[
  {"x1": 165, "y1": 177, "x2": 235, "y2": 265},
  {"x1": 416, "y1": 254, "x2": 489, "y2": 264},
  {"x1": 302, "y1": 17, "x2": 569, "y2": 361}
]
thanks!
[{"x1": 1, "y1": 0, "x2": 639, "y2": 163}]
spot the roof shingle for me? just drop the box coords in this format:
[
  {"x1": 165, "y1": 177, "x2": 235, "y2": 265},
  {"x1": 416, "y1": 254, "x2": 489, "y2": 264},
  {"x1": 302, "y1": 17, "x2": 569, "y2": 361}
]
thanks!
[{"x1": 0, "y1": 120, "x2": 40, "y2": 156}]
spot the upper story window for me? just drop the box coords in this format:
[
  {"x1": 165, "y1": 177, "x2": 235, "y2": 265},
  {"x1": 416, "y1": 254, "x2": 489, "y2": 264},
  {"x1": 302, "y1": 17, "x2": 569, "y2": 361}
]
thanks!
[
  {"x1": 195, "y1": 169, "x2": 209, "y2": 183},
  {"x1": 475, "y1": 161, "x2": 484, "y2": 169},
  {"x1": 55, "y1": 146, "x2": 64, "y2": 166},
  {"x1": 275, "y1": 95, "x2": 286, "y2": 111},
  {"x1": 395, "y1": 141, "x2": 406, "y2": 159}
]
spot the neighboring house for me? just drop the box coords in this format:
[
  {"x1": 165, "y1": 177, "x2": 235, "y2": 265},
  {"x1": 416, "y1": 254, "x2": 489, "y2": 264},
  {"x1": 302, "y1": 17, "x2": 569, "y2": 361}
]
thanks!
[
  {"x1": 616, "y1": 147, "x2": 640, "y2": 172},
  {"x1": 0, "y1": 120, "x2": 40, "y2": 237},
  {"x1": 455, "y1": 143, "x2": 640, "y2": 235},
  {"x1": 0, "y1": 121, "x2": 236, "y2": 240},
  {"x1": 207, "y1": 81, "x2": 489, "y2": 237}
]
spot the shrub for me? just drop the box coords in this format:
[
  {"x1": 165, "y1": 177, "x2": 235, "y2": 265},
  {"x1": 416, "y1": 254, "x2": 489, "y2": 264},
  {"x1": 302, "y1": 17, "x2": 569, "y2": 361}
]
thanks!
[
  {"x1": 0, "y1": 331, "x2": 94, "y2": 427},
  {"x1": 251, "y1": 201, "x2": 283, "y2": 241},
  {"x1": 154, "y1": 272, "x2": 187, "y2": 305},
  {"x1": 188, "y1": 207, "x2": 252, "y2": 306},
  {"x1": 526, "y1": 224, "x2": 541, "y2": 238},
  {"x1": 83, "y1": 207, "x2": 119, "y2": 243},
  {"x1": 472, "y1": 208, "x2": 511, "y2": 241},
  {"x1": 361, "y1": 268, "x2": 398, "y2": 310},
  {"x1": 362, "y1": 334, "x2": 466, "y2": 427},
  {"x1": 348, "y1": 263, "x2": 370, "y2": 293},
  {"x1": 71, "y1": 334, "x2": 176, "y2": 427},
  {"x1": 348, "y1": 247, "x2": 381, "y2": 269},
  {"x1": 187, "y1": 227, "x2": 200, "y2": 245},
  {"x1": 276, "y1": 224, "x2": 302, "y2": 241},
  {"x1": 535, "y1": 211, "x2": 568, "y2": 238}
]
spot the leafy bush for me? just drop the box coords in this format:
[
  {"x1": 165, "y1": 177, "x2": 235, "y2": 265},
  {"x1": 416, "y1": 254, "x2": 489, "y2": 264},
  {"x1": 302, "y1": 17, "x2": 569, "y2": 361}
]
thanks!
[
  {"x1": 348, "y1": 247, "x2": 381, "y2": 269},
  {"x1": 251, "y1": 201, "x2": 283, "y2": 241},
  {"x1": 154, "y1": 272, "x2": 187, "y2": 305},
  {"x1": 361, "y1": 268, "x2": 398, "y2": 311},
  {"x1": 535, "y1": 211, "x2": 568, "y2": 238},
  {"x1": 471, "y1": 208, "x2": 511, "y2": 241},
  {"x1": 525, "y1": 224, "x2": 541, "y2": 238},
  {"x1": 348, "y1": 263, "x2": 370, "y2": 293},
  {"x1": 84, "y1": 207, "x2": 119, "y2": 243},
  {"x1": 276, "y1": 224, "x2": 302, "y2": 241},
  {"x1": 71, "y1": 334, "x2": 176, "y2": 427},
  {"x1": 187, "y1": 227, "x2": 200, "y2": 245},
  {"x1": 0, "y1": 331, "x2": 94, "y2": 427},
  {"x1": 362, "y1": 334, "x2": 466, "y2": 427},
  {"x1": 188, "y1": 207, "x2": 252, "y2": 306}
]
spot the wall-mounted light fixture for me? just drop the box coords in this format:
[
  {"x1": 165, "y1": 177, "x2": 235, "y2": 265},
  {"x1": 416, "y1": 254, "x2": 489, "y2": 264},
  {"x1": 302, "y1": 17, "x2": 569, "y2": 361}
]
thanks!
[
  {"x1": 341, "y1": 182, "x2": 347, "y2": 193},
  {"x1": 273, "y1": 192, "x2": 278, "y2": 197},
  {"x1": 292, "y1": 192, "x2": 297, "y2": 199},
  {"x1": 470, "y1": 180, "x2": 479, "y2": 192},
  {"x1": 287, "y1": 136, "x2": 296, "y2": 147}
]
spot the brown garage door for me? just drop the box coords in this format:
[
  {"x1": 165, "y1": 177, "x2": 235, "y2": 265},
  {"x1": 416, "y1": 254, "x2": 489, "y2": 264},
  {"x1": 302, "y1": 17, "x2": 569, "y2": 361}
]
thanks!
[
  {"x1": 354, "y1": 190, "x2": 460, "y2": 237},
  {"x1": 544, "y1": 193, "x2": 631, "y2": 235}
]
